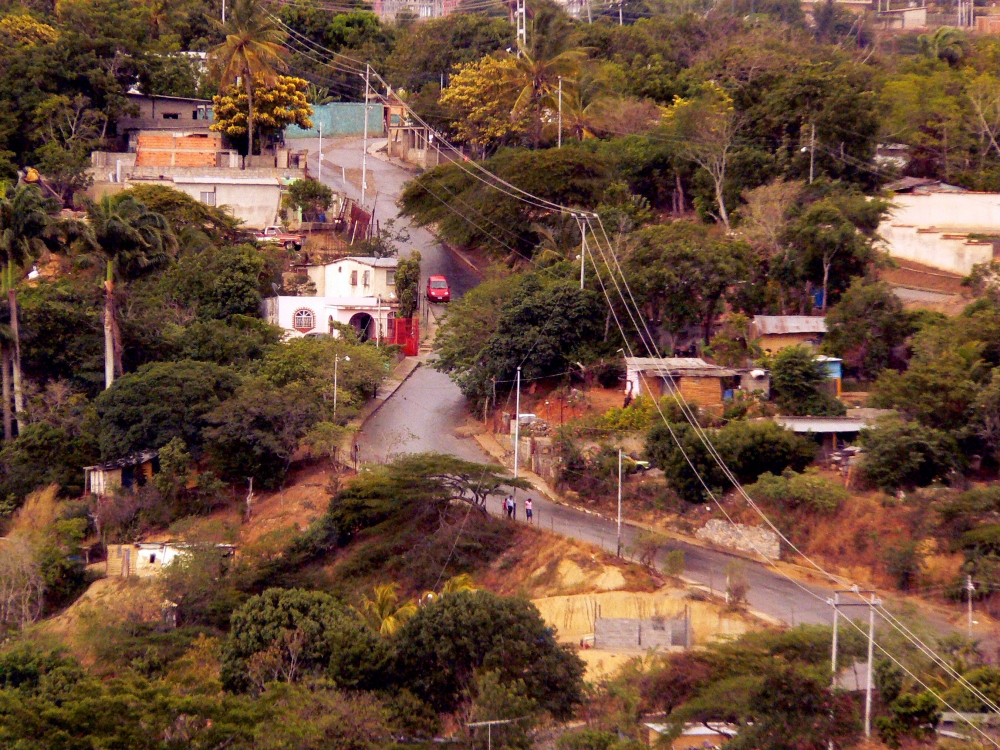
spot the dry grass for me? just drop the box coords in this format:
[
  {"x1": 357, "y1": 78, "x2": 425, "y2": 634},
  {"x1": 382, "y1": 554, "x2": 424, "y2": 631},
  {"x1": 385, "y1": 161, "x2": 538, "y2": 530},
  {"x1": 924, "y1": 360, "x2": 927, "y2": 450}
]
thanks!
[{"x1": 478, "y1": 525, "x2": 660, "y2": 599}]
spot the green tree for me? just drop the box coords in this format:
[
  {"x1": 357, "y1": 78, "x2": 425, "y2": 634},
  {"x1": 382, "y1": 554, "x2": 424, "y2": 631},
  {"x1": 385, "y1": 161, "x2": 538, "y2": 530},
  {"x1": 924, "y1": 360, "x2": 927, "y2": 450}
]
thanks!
[
  {"x1": 221, "y1": 587, "x2": 389, "y2": 693},
  {"x1": 434, "y1": 274, "x2": 603, "y2": 406},
  {"x1": 78, "y1": 194, "x2": 177, "y2": 389},
  {"x1": 783, "y1": 196, "x2": 882, "y2": 312},
  {"x1": 440, "y1": 55, "x2": 530, "y2": 154},
  {"x1": 283, "y1": 178, "x2": 333, "y2": 222},
  {"x1": 625, "y1": 222, "x2": 750, "y2": 345},
  {"x1": 823, "y1": 279, "x2": 914, "y2": 381},
  {"x1": 646, "y1": 420, "x2": 816, "y2": 502},
  {"x1": 661, "y1": 83, "x2": 740, "y2": 230},
  {"x1": 769, "y1": 344, "x2": 844, "y2": 416},
  {"x1": 204, "y1": 379, "x2": 321, "y2": 487},
  {"x1": 469, "y1": 671, "x2": 537, "y2": 750},
  {"x1": 394, "y1": 251, "x2": 420, "y2": 319},
  {"x1": 393, "y1": 590, "x2": 585, "y2": 718},
  {"x1": 386, "y1": 14, "x2": 513, "y2": 93},
  {"x1": 858, "y1": 418, "x2": 961, "y2": 491},
  {"x1": 94, "y1": 360, "x2": 239, "y2": 459},
  {"x1": 0, "y1": 184, "x2": 60, "y2": 436},
  {"x1": 208, "y1": 0, "x2": 287, "y2": 157}
]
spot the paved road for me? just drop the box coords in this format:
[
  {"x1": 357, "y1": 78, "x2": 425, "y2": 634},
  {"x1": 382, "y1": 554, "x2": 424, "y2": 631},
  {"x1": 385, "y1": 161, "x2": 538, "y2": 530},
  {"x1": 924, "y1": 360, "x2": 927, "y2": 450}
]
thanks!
[
  {"x1": 306, "y1": 136, "x2": 842, "y2": 627},
  {"x1": 298, "y1": 135, "x2": 481, "y2": 298}
]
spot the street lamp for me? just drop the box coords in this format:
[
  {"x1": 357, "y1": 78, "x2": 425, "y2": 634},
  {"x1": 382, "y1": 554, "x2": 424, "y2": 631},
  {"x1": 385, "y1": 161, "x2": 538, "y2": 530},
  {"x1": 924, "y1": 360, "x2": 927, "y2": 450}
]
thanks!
[{"x1": 334, "y1": 354, "x2": 350, "y2": 418}]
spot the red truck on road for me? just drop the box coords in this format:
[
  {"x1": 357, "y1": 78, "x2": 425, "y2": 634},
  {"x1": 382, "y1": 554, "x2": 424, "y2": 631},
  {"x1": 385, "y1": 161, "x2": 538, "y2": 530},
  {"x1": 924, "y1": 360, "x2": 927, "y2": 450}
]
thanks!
[{"x1": 254, "y1": 226, "x2": 304, "y2": 250}]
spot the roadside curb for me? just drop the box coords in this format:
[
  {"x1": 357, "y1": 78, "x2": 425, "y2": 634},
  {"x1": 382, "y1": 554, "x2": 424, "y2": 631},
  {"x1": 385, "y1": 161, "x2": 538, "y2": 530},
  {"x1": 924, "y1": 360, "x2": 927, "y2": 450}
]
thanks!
[{"x1": 441, "y1": 240, "x2": 485, "y2": 277}]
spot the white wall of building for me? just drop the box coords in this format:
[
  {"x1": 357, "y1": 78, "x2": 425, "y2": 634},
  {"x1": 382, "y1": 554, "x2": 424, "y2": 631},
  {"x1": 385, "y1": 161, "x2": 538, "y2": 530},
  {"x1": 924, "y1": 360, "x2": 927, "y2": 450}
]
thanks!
[
  {"x1": 263, "y1": 295, "x2": 397, "y2": 340},
  {"x1": 306, "y1": 257, "x2": 397, "y2": 300},
  {"x1": 879, "y1": 193, "x2": 1000, "y2": 274},
  {"x1": 132, "y1": 176, "x2": 281, "y2": 229}
]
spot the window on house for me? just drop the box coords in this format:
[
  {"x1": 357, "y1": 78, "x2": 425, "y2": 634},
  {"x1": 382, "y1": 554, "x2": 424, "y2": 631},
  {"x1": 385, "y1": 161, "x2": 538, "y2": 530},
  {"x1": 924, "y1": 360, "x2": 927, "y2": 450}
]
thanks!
[
  {"x1": 162, "y1": 113, "x2": 180, "y2": 120},
  {"x1": 192, "y1": 110, "x2": 199, "y2": 119},
  {"x1": 386, "y1": 270, "x2": 396, "y2": 285},
  {"x1": 363, "y1": 270, "x2": 371, "y2": 287},
  {"x1": 293, "y1": 309, "x2": 315, "y2": 331},
  {"x1": 200, "y1": 191, "x2": 216, "y2": 206},
  {"x1": 149, "y1": 554, "x2": 156, "y2": 563},
  {"x1": 350, "y1": 270, "x2": 358, "y2": 285}
]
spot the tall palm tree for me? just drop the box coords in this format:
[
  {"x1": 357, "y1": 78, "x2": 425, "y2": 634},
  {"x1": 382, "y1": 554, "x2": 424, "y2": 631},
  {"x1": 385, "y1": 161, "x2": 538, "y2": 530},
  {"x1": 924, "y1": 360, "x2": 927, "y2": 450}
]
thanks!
[
  {"x1": 78, "y1": 195, "x2": 176, "y2": 389},
  {"x1": 511, "y1": 44, "x2": 586, "y2": 148},
  {"x1": 0, "y1": 184, "x2": 60, "y2": 435},
  {"x1": 356, "y1": 583, "x2": 417, "y2": 636},
  {"x1": 209, "y1": 0, "x2": 287, "y2": 158}
]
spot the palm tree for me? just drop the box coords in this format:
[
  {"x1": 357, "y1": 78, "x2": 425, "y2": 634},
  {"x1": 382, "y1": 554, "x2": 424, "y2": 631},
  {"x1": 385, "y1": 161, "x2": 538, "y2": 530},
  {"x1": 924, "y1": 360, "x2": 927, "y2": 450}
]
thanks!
[
  {"x1": 356, "y1": 583, "x2": 417, "y2": 636},
  {"x1": 209, "y1": 0, "x2": 287, "y2": 158},
  {"x1": 919, "y1": 26, "x2": 966, "y2": 65},
  {"x1": 0, "y1": 184, "x2": 60, "y2": 435},
  {"x1": 511, "y1": 44, "x2": 586, "y2": 148},
  {"x1": 78, "y1": 195, "x2": 176, "y2": 389}
]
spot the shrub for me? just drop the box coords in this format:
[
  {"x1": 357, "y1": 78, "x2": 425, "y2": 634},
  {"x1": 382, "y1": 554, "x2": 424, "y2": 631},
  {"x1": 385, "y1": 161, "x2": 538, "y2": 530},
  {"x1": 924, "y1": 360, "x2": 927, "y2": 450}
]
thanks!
[
  {"x1": 745, "y1": 469, "x2": 848, "y2": 513},
  {"x1": 220, "y1": 588, "x2": 389, "y2": 693},
  {"x1": 94, "y1": 360, "x2": 240, "y2": 459},
  {"x1": 393, "y1": 590, "x2": 585, "y2": 718},
  {"x1": 646, "y1": 420, "x2": 817, "y2": 502},
  {"x1": 859, "y1": 418, "x2": 961, "y2": 491},
  {"x1": 769, "y1": 345, "x2": 845, "y2": 416},
  {"x1": 882, "y1": 542, "x2": 922, "y2": 591}
]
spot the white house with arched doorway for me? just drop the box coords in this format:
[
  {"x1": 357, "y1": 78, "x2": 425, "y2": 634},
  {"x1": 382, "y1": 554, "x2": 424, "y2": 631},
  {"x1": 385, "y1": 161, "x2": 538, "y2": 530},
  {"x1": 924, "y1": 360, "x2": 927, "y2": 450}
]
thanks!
[
  {"x1": 262, "y1": 295, "x2": 397, "y2": 342},
  {"x1": 263, "y1": 256, "x2": 401, "y2": 343}
]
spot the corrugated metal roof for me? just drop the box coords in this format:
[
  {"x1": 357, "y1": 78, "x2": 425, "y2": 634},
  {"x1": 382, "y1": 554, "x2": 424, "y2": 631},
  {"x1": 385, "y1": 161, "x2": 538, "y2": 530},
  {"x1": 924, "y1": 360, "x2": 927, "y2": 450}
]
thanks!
[
  {"x1": 84, "y1": 449, "x2": 159, "y2": 472},
  {"x1": 774, "y1": 416, "x2": 873, "y2": 433},
  {"x1": 753, "y1": 316, "x2": 828, "y2": 335},
  {"x1": 624, "y1": 357, "x2": 739, "y2": 378},
  {"x1": 341, "y1": 256, "x2": 398, "y2": 267}
]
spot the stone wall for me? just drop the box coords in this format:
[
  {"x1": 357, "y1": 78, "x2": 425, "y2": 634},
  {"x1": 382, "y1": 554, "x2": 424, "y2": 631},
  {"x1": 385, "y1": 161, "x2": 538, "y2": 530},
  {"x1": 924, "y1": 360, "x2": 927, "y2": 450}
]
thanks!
[{"x1": 695, "y1": 519, "x2": 780, "y2": 560}]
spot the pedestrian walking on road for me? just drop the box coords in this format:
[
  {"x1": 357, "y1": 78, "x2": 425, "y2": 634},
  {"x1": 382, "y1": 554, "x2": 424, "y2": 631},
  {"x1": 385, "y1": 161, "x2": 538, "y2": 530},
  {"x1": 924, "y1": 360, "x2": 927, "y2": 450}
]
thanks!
[
  {"x1": 504, "y1": 495, "x2": 513, "y2": 519},
  {"x1": 512, "y1": 497, "x2": 517, "y2": 521},
  {"x1": 525, "y1": 497, "x2": 533, "y2": 523}
]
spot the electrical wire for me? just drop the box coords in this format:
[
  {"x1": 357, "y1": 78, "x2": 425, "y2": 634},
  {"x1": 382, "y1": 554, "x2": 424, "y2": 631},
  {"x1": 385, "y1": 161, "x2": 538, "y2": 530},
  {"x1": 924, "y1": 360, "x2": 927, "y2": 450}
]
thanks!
[{"x1": 270, "y1": 26, "x2": 1000, "y2": 726}]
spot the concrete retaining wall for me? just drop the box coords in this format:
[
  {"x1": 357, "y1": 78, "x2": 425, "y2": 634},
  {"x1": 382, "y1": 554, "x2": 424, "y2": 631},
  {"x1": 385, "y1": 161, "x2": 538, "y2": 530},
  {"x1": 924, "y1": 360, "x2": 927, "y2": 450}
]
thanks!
[{"x1": 695, "y1": 519, "x2": 780, "y2": 560}]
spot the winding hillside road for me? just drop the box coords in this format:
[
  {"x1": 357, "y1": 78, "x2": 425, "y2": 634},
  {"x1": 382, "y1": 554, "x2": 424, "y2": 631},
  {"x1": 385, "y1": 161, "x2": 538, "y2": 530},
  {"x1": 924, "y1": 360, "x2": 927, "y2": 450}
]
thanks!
[{"x1": 304, "y1": 136, "x2": 894, "y2": 630}]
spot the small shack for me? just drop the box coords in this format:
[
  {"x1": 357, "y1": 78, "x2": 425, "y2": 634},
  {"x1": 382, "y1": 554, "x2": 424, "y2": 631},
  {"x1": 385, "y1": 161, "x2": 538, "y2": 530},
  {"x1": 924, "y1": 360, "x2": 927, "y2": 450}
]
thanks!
[
  {"x1": 751, "y1": 315, "x2": 827, "y2": 353},
  {"x1": 84, "y1": 450, "x2": 159, "y2": 498},
  {"x1": 106, "y1": 541, "x2": 236, "y2": 578},
  {"x1": 625, "y1": 357, "x2": 738, "y2": 411},
  {"x1": 774, "y1": 415, "x2": 876, "y2": 453}
]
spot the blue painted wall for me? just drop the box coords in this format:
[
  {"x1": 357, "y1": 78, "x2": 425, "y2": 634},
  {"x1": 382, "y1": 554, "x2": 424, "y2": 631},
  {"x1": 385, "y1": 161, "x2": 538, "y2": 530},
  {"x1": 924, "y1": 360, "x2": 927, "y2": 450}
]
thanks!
[{"x1": 286, "y1": 103, "x2": 386, "y2": 138}]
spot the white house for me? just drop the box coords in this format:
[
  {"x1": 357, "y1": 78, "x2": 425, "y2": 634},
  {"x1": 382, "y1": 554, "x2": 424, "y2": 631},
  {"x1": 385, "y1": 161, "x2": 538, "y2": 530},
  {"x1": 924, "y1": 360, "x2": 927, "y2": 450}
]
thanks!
[
  {"x1": 305, "y1": 256, "x2": 398, "y2": 300},
  {"x1": 265, "y1": 257, "x2": 400, "y2": 341},
  {"x1": 156, "y1": 175, "x2": 282, "y2": 229}
]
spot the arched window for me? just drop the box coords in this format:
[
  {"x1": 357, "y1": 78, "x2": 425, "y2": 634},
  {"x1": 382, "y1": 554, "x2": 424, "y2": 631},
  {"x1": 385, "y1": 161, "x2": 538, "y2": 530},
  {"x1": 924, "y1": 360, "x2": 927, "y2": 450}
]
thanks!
[{"x1": 293, "y1": 309, "x2": 315, "y2": 331}]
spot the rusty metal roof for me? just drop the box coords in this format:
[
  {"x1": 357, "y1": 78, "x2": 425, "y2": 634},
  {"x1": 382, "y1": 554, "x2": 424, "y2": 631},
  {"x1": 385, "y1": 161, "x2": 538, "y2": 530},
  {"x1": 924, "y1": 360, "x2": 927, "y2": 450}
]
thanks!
[
  {"x1": 752, "y1": 316, "x2": 828, "y2": 336},
  {"x1": 624, "y1": 357, "x2": 738, "y2": 378}
]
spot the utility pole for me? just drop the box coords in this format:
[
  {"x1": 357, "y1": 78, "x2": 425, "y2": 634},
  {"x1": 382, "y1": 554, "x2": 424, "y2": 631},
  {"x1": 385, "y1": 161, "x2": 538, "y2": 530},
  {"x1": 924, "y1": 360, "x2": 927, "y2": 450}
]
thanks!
[
  {"x1": 616, "y1": 448, "x2": 623, "y2": 556},
  {"x1": 619, "y1": 0, "x2": 623, "y2": 24},
  {"x1": 515, "y1": 0, "x2": 526, "y2": 49},
  {"x1": 968, "y1": 575, "x2": 976, "y2": 638},
  {"x1": 579, "y1": 218, "x2": 587, "y2": 290},
  {"x1": 467, "y1": 718, "x2": 522, "y2": 750},
  {"x1": 333, "y1": 354, "x2": 349, "y2": 418},
  {"x1": 865, "y1": 594, "x2": 877, "y2": 739},
  {"x1": 809, "y1": 123, "x2": 816, "y2": 184},
  {"x1": 361, "y1": 64, "x2": 370, "y2": 207},
  {"x1": 513, "y1": 367, "x2": 521, "y2": 480},
  {"x1": 222, "y1": 0, "x2": 226, "y2": 23},
  {"x1": 317, "y1": 122, "x2": 322, "y2": 184},
  {"x1": 557, "y1": 77, "x2": 563, "y2": 149},
  {"x1": 830, "y1": 590, "x2": 879, "y2": 739}
]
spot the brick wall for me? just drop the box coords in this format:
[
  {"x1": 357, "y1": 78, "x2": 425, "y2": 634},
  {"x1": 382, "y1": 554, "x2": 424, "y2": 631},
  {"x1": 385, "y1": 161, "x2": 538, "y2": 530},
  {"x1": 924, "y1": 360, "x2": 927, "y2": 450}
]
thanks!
[
  {"x1": 678, "y1": 376, "x2": 723, "y2": 409},
  {"x1": 135, "y1": 133, "x2": 223, "y2": 167}
]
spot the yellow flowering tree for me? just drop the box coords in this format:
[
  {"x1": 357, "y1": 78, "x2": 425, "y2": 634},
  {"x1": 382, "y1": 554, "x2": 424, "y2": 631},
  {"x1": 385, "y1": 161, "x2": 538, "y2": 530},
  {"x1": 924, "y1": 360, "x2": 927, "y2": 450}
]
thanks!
[
  {"x1": 440, "y1": 55, "x2": 529, "y2": 156},
  {"x1": 211, "y1": 74, "x2": 312, "y2": 151},
  {"x1": 0, "y1": 15, "x2": 58, "y2": 47}
]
